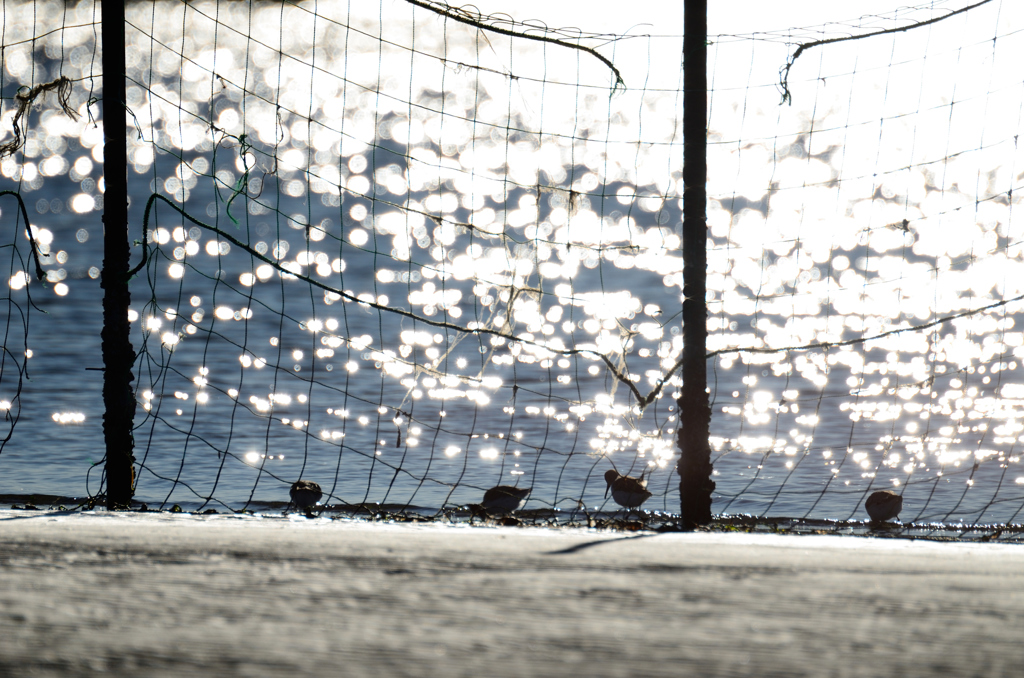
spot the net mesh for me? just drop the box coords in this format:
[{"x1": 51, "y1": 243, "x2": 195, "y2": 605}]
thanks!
[{"x1": 3, "y1": 0, "x2": 1024, "y2": 540}]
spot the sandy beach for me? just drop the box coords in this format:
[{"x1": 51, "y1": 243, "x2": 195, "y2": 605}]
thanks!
[{"x1": 2, "y1": 510, "x2": 1022, "y2": 676}]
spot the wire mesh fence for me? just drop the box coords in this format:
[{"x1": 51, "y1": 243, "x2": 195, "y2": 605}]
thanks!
[{"x1": 3, "y1": 0, "x2": 1024, "y2": 540}]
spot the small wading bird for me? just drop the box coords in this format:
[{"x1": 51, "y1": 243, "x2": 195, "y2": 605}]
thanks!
[
  {"x1": 865, "y1": 489, "x2": 903, "y2": 522},
  {"x1": 604, "y1": 469, "x2": 652, "y2": 511},
  {"x1": 469, "y1": 485, "x2": 532, "y2": 520},
  {"x1": 289, "y1": 479, "x2": 323, "y2": 518}
]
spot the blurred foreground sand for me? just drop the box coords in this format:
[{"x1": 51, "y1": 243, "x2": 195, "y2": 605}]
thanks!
[{"x1": 2, "y1": 510, "x2": 1022, "y2": 676}]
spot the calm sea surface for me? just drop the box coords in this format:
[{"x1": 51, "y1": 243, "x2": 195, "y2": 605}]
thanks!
[{"x1": 3, "y1": 0, "x2": 1024, "y2": 524}]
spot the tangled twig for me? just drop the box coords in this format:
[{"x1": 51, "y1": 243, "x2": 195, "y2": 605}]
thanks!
[
  {"x1": 403, "y1": 0, "x2": 625, "y2": 92},
  {"x1": 779, "y1": 0, "x2": 993, "y2": 105},
  {"x1": 0, "y1": 76, "x2": 78, "y2": 158}
]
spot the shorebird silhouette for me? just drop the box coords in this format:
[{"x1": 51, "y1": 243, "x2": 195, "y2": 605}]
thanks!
[
  {"x1": 865, "y1": 490, "x2": 903, "y2": 522},
  {"x1": 604, "y1": 469, "x2": 652, "y2": 511},
  {"x1": 482, "y1": 485, "x2": 531, "y2": 513},
  {"x1": 289, "y1": 479, "x2": 323, "y2": 518},
  {"x1": 469, "y1": 485, "x2": 531, "y2": 520}
]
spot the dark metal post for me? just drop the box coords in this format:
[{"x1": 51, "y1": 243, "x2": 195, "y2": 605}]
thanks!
[
  {"x1": 676, "y1": 0, "x2": 714, "y2": 528},
  {"x1": 100, "y1": 0, "x2": 136, "y2": 509}
]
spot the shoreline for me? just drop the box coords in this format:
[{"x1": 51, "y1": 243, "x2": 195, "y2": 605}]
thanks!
[{"x1": 2, "y1": 510, "x2": 1023, "y2": 676}]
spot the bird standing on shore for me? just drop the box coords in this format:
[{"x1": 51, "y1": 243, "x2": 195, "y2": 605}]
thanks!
[
  {"x1": 865, "y1": 490, "x2": 903, "y2": 522},
  {"x1": 604, "y1": 469, "x2": 652, "y2": 511},
  {"x1": 481, "y1": 485, "x2": 532, "y2": 513},
  {"x1": 468, "y1": 485, "x2": 532, "y2": 522},
  {"x1": 289, "y1": 480, "x2": 323, "y2": 518}
]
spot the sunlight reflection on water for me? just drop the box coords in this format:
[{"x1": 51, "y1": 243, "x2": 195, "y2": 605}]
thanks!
[{"x1": 3, "y1": 0, "x2": 1024, "y2": 524}]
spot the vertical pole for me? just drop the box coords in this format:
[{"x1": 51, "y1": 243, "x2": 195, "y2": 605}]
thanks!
[
  {"x1": 100, "y1": 0, "x2": 136, "y2": 509},
  {"x1": 677, "y1": 0, "x2": 714, "y2": 529}
]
